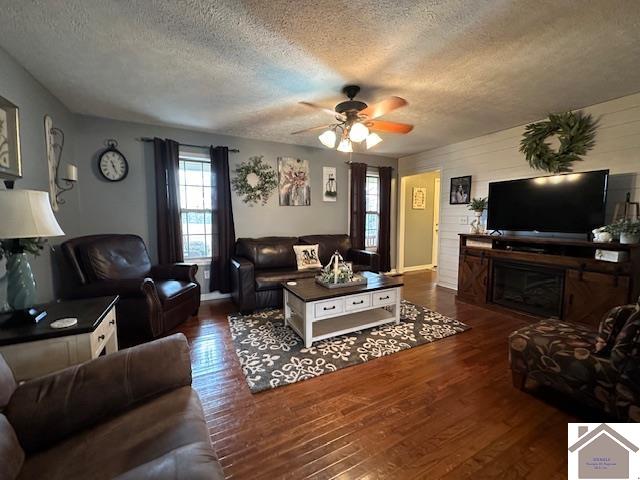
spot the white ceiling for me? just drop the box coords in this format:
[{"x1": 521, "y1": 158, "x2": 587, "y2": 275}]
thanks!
[{"x1": 1, "y1": 0, "x2": 639, "y2": 157}]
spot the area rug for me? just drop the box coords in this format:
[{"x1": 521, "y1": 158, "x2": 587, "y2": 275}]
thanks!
[{"x1": 228, "y1": 301, "x2": 470, "y2": 393}]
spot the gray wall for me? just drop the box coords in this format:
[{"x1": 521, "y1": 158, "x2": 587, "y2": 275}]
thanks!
[
  {"x1": 403, "y1": 171, "x2": 437, "y2": 267},
  {"x1": 72, "y1": 115, "x2": 398, "y2": 267},
  {"x1": 0, "y1": 47, "x2": 78, "y2": 303}
]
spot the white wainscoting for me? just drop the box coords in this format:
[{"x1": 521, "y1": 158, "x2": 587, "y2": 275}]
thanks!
[{"x1": 399, "y1": 93, "x2": 640, "y2": 291}]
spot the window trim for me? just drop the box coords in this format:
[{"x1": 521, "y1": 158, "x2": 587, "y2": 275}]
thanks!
[
  {"x1": 179, "y1": 147, "x2": 213, "y2": 260},
  {"x1": 365, "y1": 171, "x2": 380, "y2": 252}
]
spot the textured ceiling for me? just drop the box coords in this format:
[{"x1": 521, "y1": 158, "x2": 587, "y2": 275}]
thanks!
[{"x1": 1, "y1": 1, "x2": 639, "y2": 156}]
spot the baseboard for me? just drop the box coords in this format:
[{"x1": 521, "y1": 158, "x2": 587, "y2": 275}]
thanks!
[
  {"x1": 401, "y1": 264, "x2": 434, "y2": 273},
  {"x1": 201, "y1": 292, "x2": 231, "y2": 302}
]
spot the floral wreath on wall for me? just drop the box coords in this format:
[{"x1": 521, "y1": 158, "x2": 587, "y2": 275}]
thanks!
[
  {"x1": 519, "y1": 111, "x2": 598, "y2": 173},
  {"x1": 231, "y1": 155, "x2": 277, "y2": 206}
]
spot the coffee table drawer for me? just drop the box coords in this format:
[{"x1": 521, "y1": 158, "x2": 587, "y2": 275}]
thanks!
[
  {"x1": 345, "y1": 293, "x2": 371, "y2": 312},
  {"x1": 315, "y1": 298, "x2": 344, "y2": 318},
  {"x1": 372, "y1": 288, "x2": 397, "y2": 306}
]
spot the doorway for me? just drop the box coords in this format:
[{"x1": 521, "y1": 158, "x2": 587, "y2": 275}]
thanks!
[{"x1": 398, "y1": 170, "x2": 441, "y2": 274}]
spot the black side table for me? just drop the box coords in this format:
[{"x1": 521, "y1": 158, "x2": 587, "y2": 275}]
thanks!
[{"x1": 0, "y1": 296, "x2": 119, "y2": 381}]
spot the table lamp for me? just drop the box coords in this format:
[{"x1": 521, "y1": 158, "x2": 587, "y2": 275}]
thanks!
[{"x1": 0, "y1": 189, "x2": 64, "y2": 321}]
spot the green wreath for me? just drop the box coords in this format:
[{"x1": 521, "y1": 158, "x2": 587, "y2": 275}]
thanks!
[
  {"x1": 231, "y1": 156, "x2": 277, "y2": 206},
  {"x1": 520, "y1": 111, "x2": 597, "y2": 173}
]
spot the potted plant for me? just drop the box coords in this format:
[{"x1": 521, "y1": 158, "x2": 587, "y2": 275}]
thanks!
[
  {"x1": 604, "y1": 220, "x2": 640, "y2": 244},
  {"x1": 468, "y1": 197, "x2": 488, "y2": 234}
]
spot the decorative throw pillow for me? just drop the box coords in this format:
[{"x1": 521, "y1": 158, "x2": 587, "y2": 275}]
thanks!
[
  {"x1": 293, "y1": 244, "x2": 322, "y2": 270},
  {"x1": 593, "y1": 303, "x2": 640, "y2": 355}
]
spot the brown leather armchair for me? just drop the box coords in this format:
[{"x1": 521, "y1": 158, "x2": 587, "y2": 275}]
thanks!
[{"x1": 60, "y1": 234, "x2": 200, "y2": 347}]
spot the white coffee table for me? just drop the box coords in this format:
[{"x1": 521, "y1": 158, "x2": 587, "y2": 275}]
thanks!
[{"x1": 282, "y1": 271, "x2": 403, "y2": 348}]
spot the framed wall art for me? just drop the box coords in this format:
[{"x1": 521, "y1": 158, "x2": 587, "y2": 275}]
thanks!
[
  {"x1": 0, "y1": 95, "x2": 22, "y2": 181},
  {"x1": 412, "y1": 187, "x2": 426, "y2": 209},
  {"x1": 322, "y1": 166, "x2": 337, "y2": 202},
  {"x1": 450, "y1": 175, "x2": 471, "y2": 205},
  {"x1": 278, "y1": 156, "x2": 310, "y2": 206}
]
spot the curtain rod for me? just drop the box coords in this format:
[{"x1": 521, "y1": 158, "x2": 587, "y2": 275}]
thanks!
[
  {"x1": 137, "y1": 137, "x2": 239, "y2": 153},
  {"x1": 345, "y1": 160, "x2": 394, "y2": 170}
]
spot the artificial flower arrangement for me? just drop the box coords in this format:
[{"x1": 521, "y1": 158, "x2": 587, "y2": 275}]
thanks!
[{"x1": 316, "y1": 251, "x2": 367, "y2": 288}]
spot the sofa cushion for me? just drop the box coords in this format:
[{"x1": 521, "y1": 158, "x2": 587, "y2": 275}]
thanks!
[
  {"x1": 113, "y1": 442, "x2": 223, "y2": 480},
  {"x1": 254, "y1": 268, "x2": 319, "y2": 291},
  {"x1": 236, "y1": 237, "x2": 298, "y2": 270},
  {"x1": 156, "y1": 280, "x2": 199, "y2": 310},
  {"x1": 0, "y1": 355, "x2": 16, "y2": 411},
  {"x1": 0, "y1": 415, "x2": 24, "y2": 480},
  {"x1": 594, "y1": 303, "x2": 640, "y2": 355},
  {"x1": 299, "y1": 234, "x2": 351, "y2": 265},
  {"x1": 18, "y1": 387, "x2": 213, "y2": 480},
  {"x1": 80, "y1": 235, "x2": 152, "y2": 282}
]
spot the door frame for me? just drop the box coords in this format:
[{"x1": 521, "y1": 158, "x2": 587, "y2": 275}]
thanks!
[{"x1": 396, "y1": 169, "x2": 442, "y2": 274}]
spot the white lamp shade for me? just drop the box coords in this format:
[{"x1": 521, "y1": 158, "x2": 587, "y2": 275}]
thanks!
[
  {"x1": 0, "y1": 189, "x2": 64, "y2": 239},
  {"x1": 349, "y1": 122, "x2": 369, "y2": 143},
  {"x1": 366, "y1": 132, "x2": 383, "y2": 149},
  {"x1": 318, "y1": 130, "x2": 337, "y2": 148},
  {"x1": 337, "y1": 138, "x2": 353, "y2": 153}
]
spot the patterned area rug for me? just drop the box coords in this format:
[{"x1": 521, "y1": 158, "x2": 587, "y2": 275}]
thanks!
[{"x1": 228, "y1": 300, "x2": 470, "y2": 393}]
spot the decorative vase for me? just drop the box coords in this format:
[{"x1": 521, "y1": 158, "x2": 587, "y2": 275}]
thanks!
[
  {"x1": 620, "y1": 232, "x2": 640, "y2": 245},
  {"x1": 470, "y1": 211, "x2": 485, "y2": 234},
  {"x1": 6, "y1": 253, "x2": 37, "y2": 310}
]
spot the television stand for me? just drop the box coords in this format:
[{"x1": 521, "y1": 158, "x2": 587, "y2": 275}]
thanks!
[{"x1": 457, "y1": 234, "x2": 640, "y2": 328}]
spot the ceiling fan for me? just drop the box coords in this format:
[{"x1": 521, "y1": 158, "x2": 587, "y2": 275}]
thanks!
[{"x1": 292, "y1": 85, "x2": 413, "y2": 152}]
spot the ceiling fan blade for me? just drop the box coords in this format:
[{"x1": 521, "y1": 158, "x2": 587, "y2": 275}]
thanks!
[
  {"x1": 291, "y1": 124, "x2": 334, "y2": 135},
  {"x1": 367, "y1": 120, "x2": 414, "y2": 134},
  {"x1": 299, "y1": 101, "x2": 346, "y2": 120},
  {"x1": 360, "y1": 96, "x2": 408, "y2": 119}
]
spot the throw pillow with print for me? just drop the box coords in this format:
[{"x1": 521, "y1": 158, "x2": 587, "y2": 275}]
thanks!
[{"x1": 293, "y1": 244, "x2": 322, "y2": 270}]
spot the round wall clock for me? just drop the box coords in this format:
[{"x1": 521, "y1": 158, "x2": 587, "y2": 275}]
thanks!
[{"x1": 98, "y1": 139, "x2": 128, "y2": 182}]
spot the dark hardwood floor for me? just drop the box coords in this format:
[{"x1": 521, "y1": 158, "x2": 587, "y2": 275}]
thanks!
[{"x1": 175, "y1": 270, "x2": 581, "y2": 479}]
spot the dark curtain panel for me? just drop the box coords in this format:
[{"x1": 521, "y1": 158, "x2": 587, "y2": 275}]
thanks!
[
  {"x1": 210, "y1": 146, "x2": 236, "y2": 293},
  {"x1": 153, "y1": 138, "x2": 183, "y2": 264},
  {"x1": 378, "y1": 166, "x2": 393, "y2": 272},
  {"x1": 349, "y1": 162, "x2": 368, "y2": 250}
]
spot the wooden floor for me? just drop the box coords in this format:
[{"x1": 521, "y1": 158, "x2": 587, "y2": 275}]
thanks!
[{"x1": 175, "y1": 270, "x2": 585, "y2": 479}]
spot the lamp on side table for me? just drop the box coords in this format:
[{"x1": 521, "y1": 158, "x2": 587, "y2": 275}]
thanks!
[{"x1": 0, "y1": 189, "x2": 64, "y2": 321}]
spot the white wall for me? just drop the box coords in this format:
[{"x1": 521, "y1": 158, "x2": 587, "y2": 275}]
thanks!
[{"x1": 399, "y1": 93, "x2": 640, "y2": 290}]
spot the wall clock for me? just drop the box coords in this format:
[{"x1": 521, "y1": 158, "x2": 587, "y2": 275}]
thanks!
[{"x1": 98, "y1": 139, "x2": 128, "y2": 182}]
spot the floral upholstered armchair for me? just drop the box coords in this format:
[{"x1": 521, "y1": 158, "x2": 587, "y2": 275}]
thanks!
[{"x1": 509, "y1": 298, "x2": 640, "y2": 421}]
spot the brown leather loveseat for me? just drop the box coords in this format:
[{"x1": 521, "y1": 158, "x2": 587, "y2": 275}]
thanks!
[
  {"x1": 60, "y1": 234, "x2": 200, "y2": 347},
  {"x1": 231, "y1": 234, "x2": 380, "y2": 312},
  {"x1": 0, "y1": 334, "x2": 224, "y2": 480}
]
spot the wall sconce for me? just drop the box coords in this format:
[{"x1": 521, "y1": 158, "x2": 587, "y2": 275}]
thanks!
[{"x1": 44, "y1": 115, "x2": 77, "y2": 211}]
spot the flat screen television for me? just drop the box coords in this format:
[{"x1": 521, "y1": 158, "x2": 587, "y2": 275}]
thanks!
[{"x1": 487, "y1": 170, "x2": 609, "y2": 234}]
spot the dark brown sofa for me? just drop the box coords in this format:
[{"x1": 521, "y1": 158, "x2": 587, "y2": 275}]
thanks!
[
  {"x1": 60, "y1": 234, "x2": 200, "y2": 347},
  {"x1": 231, "y1": 234, "x2": 380, "y2": 312},
  {"x1": 0, "y1": 334, "x2": 223, "y2": 480}
]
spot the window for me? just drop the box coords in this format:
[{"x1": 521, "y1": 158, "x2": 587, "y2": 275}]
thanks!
[
  {"x1": 178, "y1": 148, "x2": 212, "y2": 259},
  {"x1": 365, "y1": 172, "x2": 380, "y2": 250}
]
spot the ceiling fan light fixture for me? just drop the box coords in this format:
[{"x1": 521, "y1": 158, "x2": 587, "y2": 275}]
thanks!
[
  {"x1": 318, "y1": 129, "x2": 337, "y2": 148},
  {"x1": 349, "y1": 122, "x2": 369, "y2": 143},
  {"x1": 337, "y1": 138, "x2": 353, "y2": 153},
  {"x1": 366, "y1": 132, "x2": 383, "y2": 149}
]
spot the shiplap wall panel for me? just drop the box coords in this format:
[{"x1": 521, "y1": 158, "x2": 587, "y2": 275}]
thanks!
[{"x1": 400, "y1": 93, "x2": 640, "y2": 290}]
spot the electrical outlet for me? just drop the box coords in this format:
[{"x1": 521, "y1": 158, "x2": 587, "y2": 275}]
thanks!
[
  {"x1": 459, "y1": 216, "x2": 469, "y2": 225},
  {"x1": 204, "y1": 270, "x2": 210, "y2": 279}
]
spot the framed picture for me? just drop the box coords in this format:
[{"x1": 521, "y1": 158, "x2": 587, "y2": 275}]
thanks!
[
  {"x1": 450, "y1": 175, "x2": 471, "y2": 204},
  {"x1": 412, "y1": 187, "x2": 426, "y2": 209},
  {"x1": 0, "y1": 95, "x2": 22, "y2": 180},
  {"x1": 322, "y1": 166, "x2": 337, "y2": 202},
  {"x1": 278, "y1": 156, "x2": 310, "y2": 206}
]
